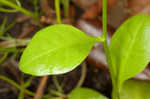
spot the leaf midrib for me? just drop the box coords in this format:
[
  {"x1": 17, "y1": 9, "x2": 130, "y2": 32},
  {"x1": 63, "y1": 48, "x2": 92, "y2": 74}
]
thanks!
[{"x1": 22, "y1": 39, "x2": 96, "y2": 67}]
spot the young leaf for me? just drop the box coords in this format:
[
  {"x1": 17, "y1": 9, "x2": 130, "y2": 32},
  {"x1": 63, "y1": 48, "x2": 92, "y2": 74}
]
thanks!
[
  {"x1": 120, "y1": 80, "x2": 150, "y2": 99},
  {"x1": 110, "y1": 14, "x2": 150, "y2": 88},
  {"x1": 19, "y1": 24, "x2": 101, "y2": 76},
  {"x1": 68, "y1": 88, "x2": 108, "y2": 99}
]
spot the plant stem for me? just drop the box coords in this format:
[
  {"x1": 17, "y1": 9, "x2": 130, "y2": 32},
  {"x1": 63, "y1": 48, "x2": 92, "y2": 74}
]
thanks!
[
  {"x1": 61, "y1": 0, "x2": 69, "y2": 18},
  {"x1": 53, "y1": 76, "x2": 63, "y2": 93},
  {"x1": 55, "y1": 0, "x2": 61, "y2": 24},
  {"x1": 0, "y1": 53, "x2": 8, "y2": 64},
  {"x1": 18, "y1": 75, "x2": 33, "y2": 99},
  {"x1": 34, "y1": 76, "x2": 48, "y2": 99},
  {"x1": 0, "y1": 8, "x2": 18, "y2": 13},
  {"x1": 50, "y1": 90, "x2": 65, "y2": 97},
  {"x1": 75, "y1": 62, "x2": 87, "y2": 88},
  {"x1": 0, "y1": 0, "x2": 37, "y2": 20},
  {"x1": 33, "y1": 0, "x2": 39, "y2": 18},
  {"x1": 0, "y1": 17, "x2": 7, "y2": 37},
  {"x1": 102, "y1": 0, "x2": 119, "y2": 99},
  {"x1": 102, "y1": 0, "x2": 113, "y2": 81},
  {"x1": 0, "y1": 75, "x2": 35, "y2": 96}
]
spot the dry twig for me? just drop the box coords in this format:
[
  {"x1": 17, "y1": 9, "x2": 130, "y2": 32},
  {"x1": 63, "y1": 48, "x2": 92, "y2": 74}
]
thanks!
[{"x1": 34, "y1": 76, "x2": 48, "y2": 99}]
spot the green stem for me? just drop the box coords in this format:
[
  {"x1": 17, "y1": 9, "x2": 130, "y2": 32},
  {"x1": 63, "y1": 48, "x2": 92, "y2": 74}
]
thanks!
[
  {"x1": 53, "y1": 76, "x2": 63, "y2": 93},
  {"x1": 0, "y1": 75, "x2": 35, "y2": 96},
  {"x1": 0, "y1": 52, "x2": 8, "y2": 64},
  {"x1": 61, "y1": 0, "x2": 69, "y2": 18},
  {"x1": 102, "y1": 0, "x2": 113, "y2": 81},
  {"x1": 15, "y1": 0, "x2": 21, "y2": 7},
  {"x1": 51, "y1": 97, "x2": 63, "y2": 99},
  {"x1": 50, "y1": 90, "x2": 65, "y2": 97},
  {"x1": 0, "y1": 0, "x2": 37, "y2": 20},
  {"x1": 0, "y1": 17, "x2": 7, "y2": 37},
  {"x1": 0, "y1": 8, "x2": 18, "y2": 13},
  {"x1": 4, "y1": 20, "x2": 17, "y2": 33},
  {"x1": 33, "y1": 0, "x2": 39, "y2": 19},
  {"x1": 102, "y1": 0, "x2": 119, "y2": 99},
  {"x1": 75, "y1": 62, "x2": 87, "y2": 88},
  {"x1": 55, "y1": 0, "x2": 61, "y2": 24}
]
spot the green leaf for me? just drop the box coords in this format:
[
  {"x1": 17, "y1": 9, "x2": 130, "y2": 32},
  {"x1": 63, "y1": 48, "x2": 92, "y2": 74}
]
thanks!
[
  {"x1": 110, "y1": 14, "x2": 150, "y2": 88},
  {"x1": 19, "y1": 24, "x2": 101, "y2": 76},
  {"x1": 68, "y1": 88, "x2": 108, "y2": 99},
  {"x1": 120, "y1": 80, "x2": 150, "y2": 99}
]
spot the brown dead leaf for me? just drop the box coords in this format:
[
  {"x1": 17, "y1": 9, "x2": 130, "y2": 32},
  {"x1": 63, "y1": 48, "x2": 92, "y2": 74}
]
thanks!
[
  {"x1": 18, "y1": 25, "x2": 35, "y2": 39},
  {"x1": 73, "y1": 0, "x2": 97, "y2": 9},
  {"x1": 40, "y1": 0, "x2": 52, "y2": 17},
  {"x1": 128, "y1": 0, "x2": 150, "y2": 15},
  {"x1": 81, "y1": 0, "x2": 116, "y2": 20}
]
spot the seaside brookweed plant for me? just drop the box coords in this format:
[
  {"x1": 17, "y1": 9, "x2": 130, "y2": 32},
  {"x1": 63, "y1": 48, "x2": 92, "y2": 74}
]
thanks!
[
  {"x1": 19, "y1": 14, "x2": 150, "y2": 99},
  {"x1": 19, "y1": 0, "x2": 150, "y2": 99}
]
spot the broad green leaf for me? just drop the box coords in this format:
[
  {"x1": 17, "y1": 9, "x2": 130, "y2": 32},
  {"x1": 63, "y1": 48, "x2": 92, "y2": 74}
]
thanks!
[
  {"x1": 110, "y1": 14, "x2": 150, "y2": 88},
  {"x1": 68, "y1": 88, "x2": 108, "y2": 99},
  {"x1": 120, "y1": 80, "x2": 150, "y2": 99},
  {"x1": 19, "y1": 24, "x2": 101, "y2": 76}
]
